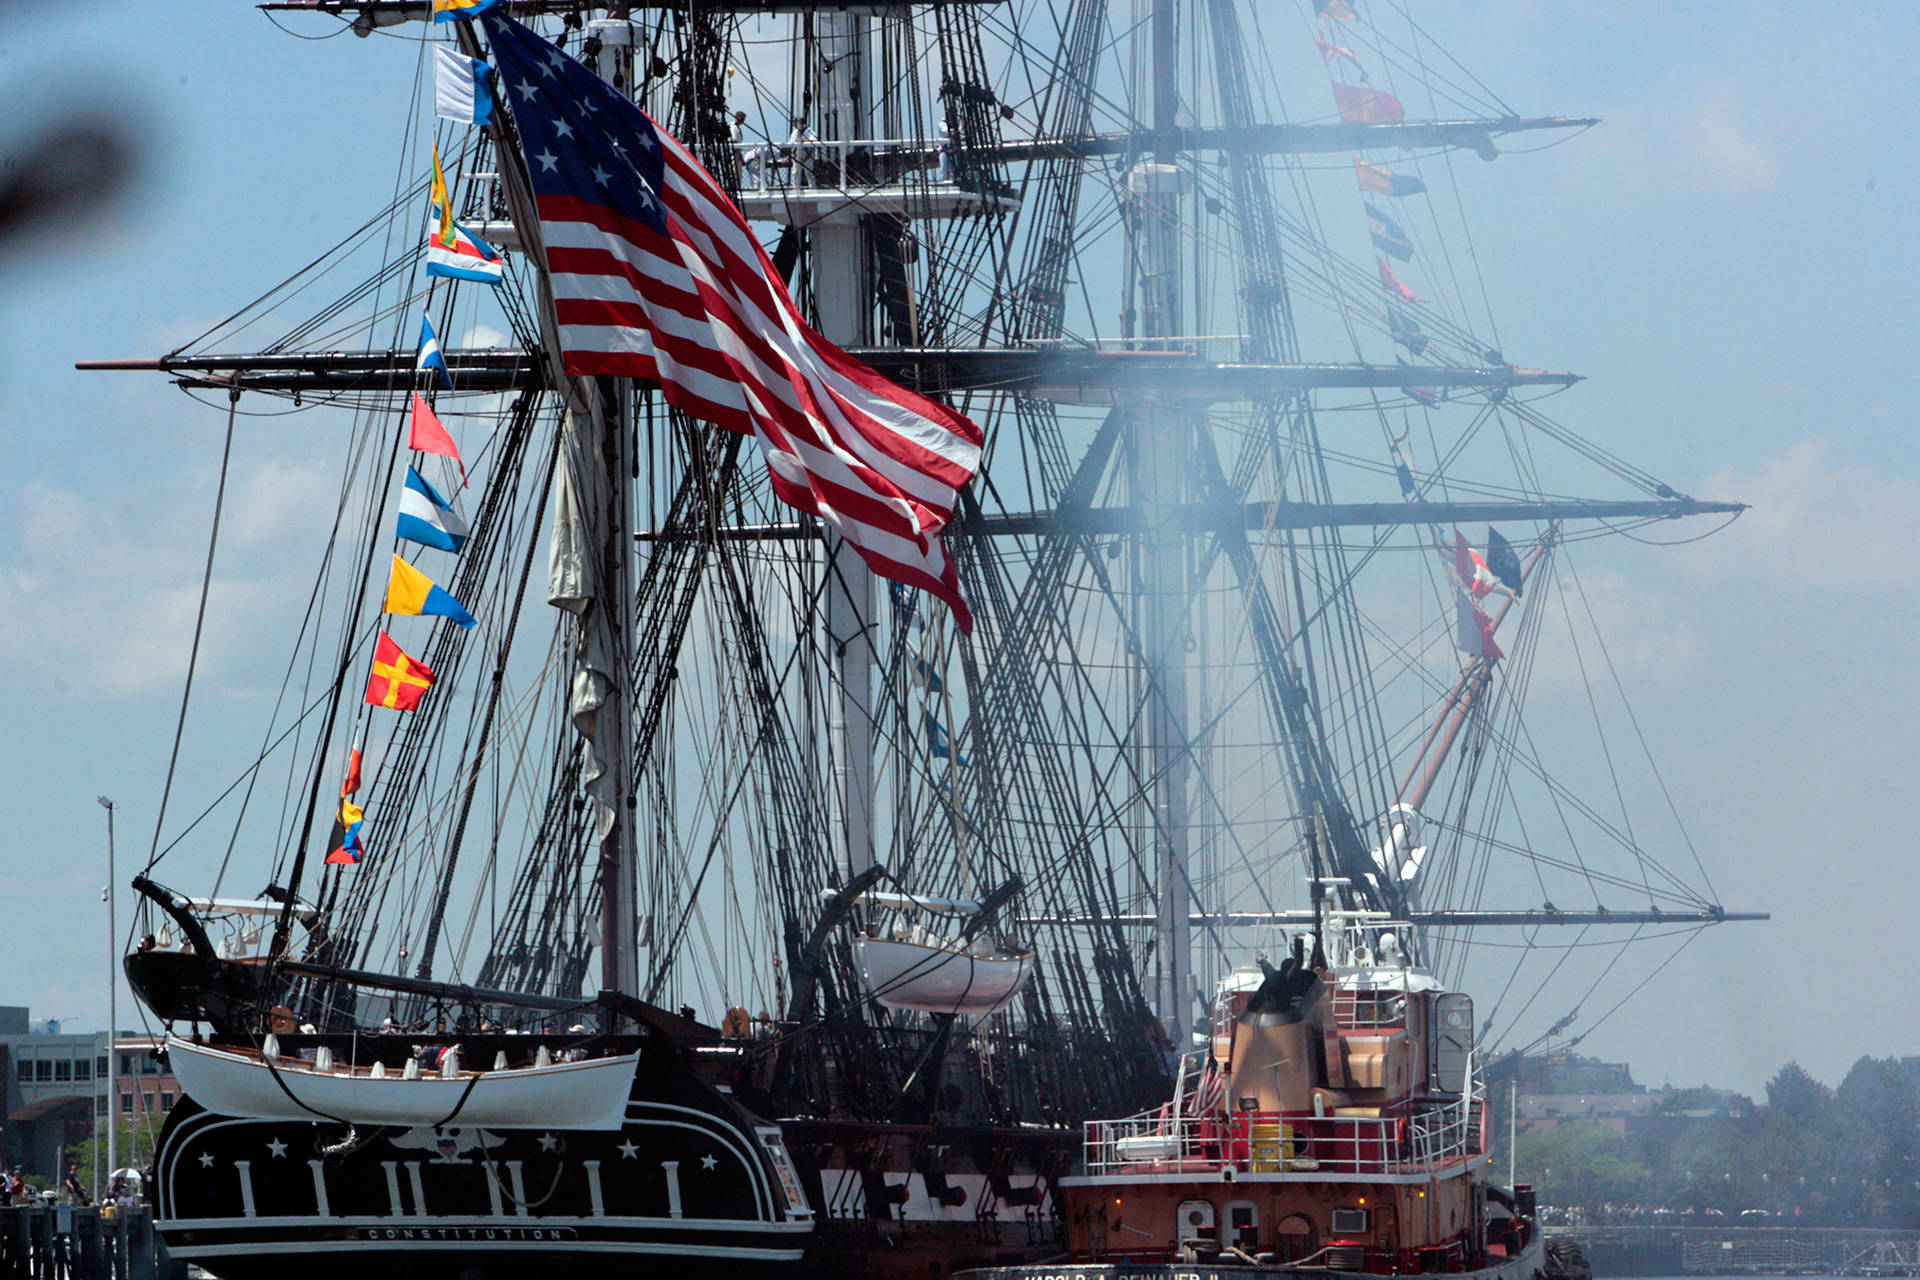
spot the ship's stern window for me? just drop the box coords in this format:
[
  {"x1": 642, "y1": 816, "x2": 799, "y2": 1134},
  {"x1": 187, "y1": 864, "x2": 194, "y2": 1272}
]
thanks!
[{"x1": 1331, "y1": 1207, "x2": 1369, "y2": 1235}]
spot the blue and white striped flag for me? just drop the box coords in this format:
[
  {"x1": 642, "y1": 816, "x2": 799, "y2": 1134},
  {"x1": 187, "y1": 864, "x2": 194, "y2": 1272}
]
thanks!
[
  {"x1": 926, "y1": 712, "x2": 968, "y2": 765},
  {"x1": 396, "y1": 466, "x2": 469, "y2": 553},
  {"x1": 417, "y1": 315, "x2": 452, "y2": 390},
  {"x1": 909, "y1": 650, "x2": 944, "y2": 694},
  {"x1": 433, "y1": 46, "x2": 494, "y2": 126}
]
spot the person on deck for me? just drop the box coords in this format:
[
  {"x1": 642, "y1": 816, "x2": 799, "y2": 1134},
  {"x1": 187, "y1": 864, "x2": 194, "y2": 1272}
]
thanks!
[
  {"x1": 731, "y1": 111, "x2": 764, "y2": 188},
  {"x1": 784, "y1": 114, "x2": 818, "y2": 185}
]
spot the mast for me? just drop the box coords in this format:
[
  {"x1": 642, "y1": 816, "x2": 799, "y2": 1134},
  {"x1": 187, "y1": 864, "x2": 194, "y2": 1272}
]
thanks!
[
  {"x1": 810, "y1": 10, "x2": 881, "y2": 886},
  {"x1": 455, "y1": 16, "x2": 642, "y2": 1001},
  {"x1": 587, "y1": 19, "x2": 641, "y2": 1002},
  {"x1": 1396, "y1": 531, "x2": 1555, "y2": 815},
  {"x1": 1134, "y1": 0, "x2": 1195, "y2": 1042},
  {"x1": 597, "y1": 386, "x2": 642, "y2": 1000}
]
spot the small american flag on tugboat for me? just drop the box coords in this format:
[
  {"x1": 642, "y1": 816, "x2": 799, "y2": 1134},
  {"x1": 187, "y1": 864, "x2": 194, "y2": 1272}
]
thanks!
[
  {"x1": 1188, "y1": 1055, "x2": 1226, "y2": 1115},
  {"x1": 480, "y1": 13, "x2": 984, "y2": 629}
]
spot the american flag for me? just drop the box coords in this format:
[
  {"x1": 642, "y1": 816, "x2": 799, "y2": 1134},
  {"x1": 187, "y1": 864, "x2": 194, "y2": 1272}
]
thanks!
[
  {"x1": 481, "y1": 14, "x2": 983, "y2": 628},
  {"x1": 1188, "y1": 1056, "x2": 1226, "y2": 1116}
]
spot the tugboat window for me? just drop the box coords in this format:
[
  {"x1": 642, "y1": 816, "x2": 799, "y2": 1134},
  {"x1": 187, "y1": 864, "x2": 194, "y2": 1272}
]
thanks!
[
  {"x1": 1331, "y1": 1208, "x2": 1369, "y2": 1235},
  {"x1": 1178, "y1": 1199, "x2": 1217, "y2": 1239}
]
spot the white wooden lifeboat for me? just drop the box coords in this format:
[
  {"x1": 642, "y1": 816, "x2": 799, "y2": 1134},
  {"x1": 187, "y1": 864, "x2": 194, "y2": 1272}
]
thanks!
[
  {"x1": 855, "y1": 935, "x2": 1036, "y2": 1016},
  {"x1": 165, "y1": 1035, "x2": 638, "y2": 1130}
]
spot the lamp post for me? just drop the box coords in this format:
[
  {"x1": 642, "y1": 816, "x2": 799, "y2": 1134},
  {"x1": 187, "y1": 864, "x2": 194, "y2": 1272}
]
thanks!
[{"x1": 96, "y1": 795, "x2": 115, "y2": 1198}]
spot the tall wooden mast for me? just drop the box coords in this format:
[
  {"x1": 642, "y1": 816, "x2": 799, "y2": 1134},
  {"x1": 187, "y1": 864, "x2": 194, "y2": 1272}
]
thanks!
[
  {"x1": 456, "y1": 15, "x2": 644, "y2": 1002},
  {"x1": 810, "y1": 10, "x2": 882, "y2": 889},
  {"x1": 1133, "y1": 0, "x2": 1198, "y2": 1042}
]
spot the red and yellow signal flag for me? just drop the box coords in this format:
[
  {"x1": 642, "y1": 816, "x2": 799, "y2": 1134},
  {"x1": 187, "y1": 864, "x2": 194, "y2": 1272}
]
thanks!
[{"x1": 364, "y1": 631, "x2": 436, "y2": 711}]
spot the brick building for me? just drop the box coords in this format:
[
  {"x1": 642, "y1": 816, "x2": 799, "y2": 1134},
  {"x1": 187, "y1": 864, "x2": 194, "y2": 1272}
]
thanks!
[{"x1": 0, "y1": 1006, "x2": 174, "y2": 1185}]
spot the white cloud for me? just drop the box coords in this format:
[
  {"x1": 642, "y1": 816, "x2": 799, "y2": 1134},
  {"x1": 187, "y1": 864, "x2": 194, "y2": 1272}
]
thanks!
[
  {"x1": 1692, "y1": 437, "x2": 1920, "y2": 590},
  {"x1": 0, "y1": 461, "x2": 331, "y2": 695},
  {"x1": 224, "y1": 457, "x2": 336, "y2": 549},
  {"x1": 1521, "y1": 561, "x2": 1702, "y2": 701},
  {"x1": 1565, "y1": 561, "x2": 1696, "y2": 674},
  {"x1": 1687, "y1": 88, "x2": 1781, "y2": 193},
  {"x1": 1572, "y1": 80, "x2": 1784, "y2": 204}
]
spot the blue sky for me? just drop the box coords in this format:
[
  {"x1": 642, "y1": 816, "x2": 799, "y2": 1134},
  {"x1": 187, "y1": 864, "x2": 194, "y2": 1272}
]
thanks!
[{"x1": 1, "y1": 2, "x2": 1915, "y2": 1098}]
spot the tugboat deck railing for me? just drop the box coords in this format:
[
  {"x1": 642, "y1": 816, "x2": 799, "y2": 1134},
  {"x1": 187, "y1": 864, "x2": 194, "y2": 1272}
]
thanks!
[{"x1": 1080, "y1": 1086, "x2": 1485, "y2": 1180}]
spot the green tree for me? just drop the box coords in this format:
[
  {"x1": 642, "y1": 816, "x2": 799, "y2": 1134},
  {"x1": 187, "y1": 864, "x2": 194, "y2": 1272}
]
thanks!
[
  {"x1": 63, "y1": 1118, "x2": 159, "y2": 1200},
  {"x1": 1636, "y1": 1117, "x2": 1765, "y2": 1212},
  {"x1": 1834, "y1": 1056, "x2": 1920, "y2": 1225},
  {"x1": 1766, "y1": 1062, "x2": 1832, "y2": 1123},
  {"x1": 1758, "y1": 1061, "x2": 1844, "y2": 1220},
  {"x1": 1514, "y1": 1122, "x2": 1649, "y2": 1210},
  {"x1": 1655, "y1": 1086, "x2": 1753, "y2": 1117}
]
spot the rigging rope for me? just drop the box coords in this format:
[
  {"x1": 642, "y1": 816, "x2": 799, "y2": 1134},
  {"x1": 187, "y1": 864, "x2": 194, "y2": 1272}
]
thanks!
[{"x1": 145, "y1": 390, "x2": 240, "y2": 872}]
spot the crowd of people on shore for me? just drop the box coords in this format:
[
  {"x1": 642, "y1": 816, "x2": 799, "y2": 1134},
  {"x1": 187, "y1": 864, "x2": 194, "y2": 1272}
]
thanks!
[
  {"x1": 0, "y1": 1168, "x2": 146, "y2": 1209},
  {"x1": 1540, "y1": 1204, "x2": 1793, "y2": 1227}
]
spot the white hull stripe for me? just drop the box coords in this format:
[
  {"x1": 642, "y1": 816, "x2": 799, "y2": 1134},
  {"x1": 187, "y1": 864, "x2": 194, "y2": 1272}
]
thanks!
[
  {"x1": 160, "y1": 1214, "x2": 806, "y2": 1234},
  {"x1": 165, "y1": 1240, "x2": 804, "y2": 1261}
]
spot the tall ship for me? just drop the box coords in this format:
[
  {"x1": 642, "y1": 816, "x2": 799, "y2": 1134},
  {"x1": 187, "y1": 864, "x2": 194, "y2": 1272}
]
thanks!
[{"x1": 85, "y1": 0, "x2": 1761, "y2": 1277}]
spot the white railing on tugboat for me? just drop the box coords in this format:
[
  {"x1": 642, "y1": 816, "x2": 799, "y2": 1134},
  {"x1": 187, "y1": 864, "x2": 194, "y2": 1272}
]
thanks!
[{"x1": 1083, "y1": 1080, "x2": 1485, "y2": 1178}]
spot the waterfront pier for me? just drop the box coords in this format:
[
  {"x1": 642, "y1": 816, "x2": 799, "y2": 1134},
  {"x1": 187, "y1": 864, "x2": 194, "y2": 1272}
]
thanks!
[
  {"x1": 1551, "y1": 1225, "x2": 1920, "y2": 1276},
  {"x1": 0, "y1": 1207, "x2": 183, "y2": 1280}
]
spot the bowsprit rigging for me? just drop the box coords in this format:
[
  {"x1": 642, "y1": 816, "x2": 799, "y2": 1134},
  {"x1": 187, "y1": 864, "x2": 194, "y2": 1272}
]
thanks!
[{"x1": 82, "y1": 0, "x2": 1760, "y2": 1276}]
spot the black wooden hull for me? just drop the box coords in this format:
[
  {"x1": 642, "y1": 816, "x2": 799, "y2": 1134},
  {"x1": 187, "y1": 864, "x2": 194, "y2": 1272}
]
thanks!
[
  {"x1": 152, "y1": 1045, "x2": 813, "y2": 1278},
  {"x1": 781, "y1": 1115, "x2": 1074, "y2": 1278}
]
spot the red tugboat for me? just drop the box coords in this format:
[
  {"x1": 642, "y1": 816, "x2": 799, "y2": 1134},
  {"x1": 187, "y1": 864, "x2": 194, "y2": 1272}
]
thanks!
[{"x1": 974, "y1": 914, "x2": 1551, "y2": 1280}]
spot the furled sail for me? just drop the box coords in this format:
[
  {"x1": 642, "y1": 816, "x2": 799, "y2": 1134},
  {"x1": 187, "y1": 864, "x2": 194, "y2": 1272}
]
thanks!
[{"x1": 548, "y1": 400, "x2": 620, "y2": 846}]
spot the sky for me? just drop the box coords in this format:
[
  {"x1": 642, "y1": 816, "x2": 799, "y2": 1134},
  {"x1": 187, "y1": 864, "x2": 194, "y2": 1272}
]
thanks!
[{"x1": 0, "y1": 1, "x2": 1915, "y2": 1100}]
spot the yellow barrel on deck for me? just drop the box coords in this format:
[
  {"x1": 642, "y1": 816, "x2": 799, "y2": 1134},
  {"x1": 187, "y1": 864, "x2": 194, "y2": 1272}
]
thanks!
[{"x1": 1249, "y1": 1120, "x2": 1294, "y2": 1172}]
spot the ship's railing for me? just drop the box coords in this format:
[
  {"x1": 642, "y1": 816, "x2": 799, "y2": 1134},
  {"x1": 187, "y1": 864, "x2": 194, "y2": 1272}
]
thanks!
[
  {"x1": 1331, "y1": 989, "x2": 1407, "y2": 1028},
  {"x1": 1083, "y1": 1089, "x2": 1484, "y2": 1178},
  {"x1": 731, "y1": 137, "x2": 960, "y2": 195}
]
